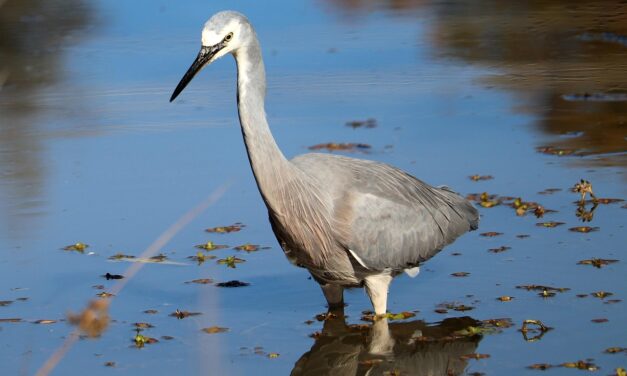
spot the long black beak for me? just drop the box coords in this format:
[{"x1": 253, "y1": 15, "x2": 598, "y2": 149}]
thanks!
[{"x1": 170, "y1": 44, "x2": 220, "y2": 102}]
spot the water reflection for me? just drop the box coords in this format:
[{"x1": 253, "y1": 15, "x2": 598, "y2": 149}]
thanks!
[
  {"x1": 0, "y1": 0, "x2": 91, "y2": 239},
  {"x1": 325, "y1": 0, "x2": 627, "y2": 166},
  {"x1": 576, "y1": 201, "x2": 598, "y2": 222},
  {"x1": 292, "y1": 312, "x2": 481, "y2": 376},
  {"x1": 321, "y1": 0, "x2": 423, "y2": 15}
]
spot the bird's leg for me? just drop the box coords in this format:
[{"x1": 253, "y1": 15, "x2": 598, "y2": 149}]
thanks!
[
  {"x1": 364, "y1": 273, "x2": 393, "y2": 317},
  {"x1": 320, "y1": 283, "x2": 344, "y2": 310}
]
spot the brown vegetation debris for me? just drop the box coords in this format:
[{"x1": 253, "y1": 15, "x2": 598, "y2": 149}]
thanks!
[
  {"x1": 202, "y1": 326, "x2": 229, "y2": 334},
  {"x1": 568, "y1": 226, "x2": 599, "y2": 233},
  {"x1": 591, "y1": 291, "x2": 613, "y2": 299},
  {"x1": 572, "y1": 179, "x2": 596, "y2": 202},
  {"x1": 185, "y1": 278, "x2": 213, "y2": 284},
  {"x1": 308, "y1": 142, "x2": 371, "y2": 152},
  {"x1": 170, "y1": 309, "x2": 202, "y2": 319},
  {"x1": 108, "y1": 253, "x2": 136, "y2": 260},
  {"x1": 516, "y1": 285, "x2": 570, "y2": 293},
  {"x1": 577, "y1": 258, "x2": 618, "y2": 268},
  {"x1": 133, "y1": 322, "x2": 154, "y2": 329},
  {"x1": 595, "y1": 198, "x2": 624, "y2": 204},
  {"x1": 536, "y1": 221, "x2": 564, "y2": 228},
  {"x1": 591, "y1": 318, "x2": 608, "y2": 323},
  {"x1": 195, "y1": 241, "x2": 228, "y2": 251},
  {"x1": 538, "y1": 188, "x2": 561, "y2": 195},
  {"x1": 188, "y1": 251, "x2": 217, "y2": 264},
  {"x1": 234, "y1": 243, "x2": 269, "y2": 252},
  {"x1": 134, "y1": 331, "x2": 158, "y2": 348},
  {"x1": 217, "y1": 256, "x2": 246, "y2": 268},
  {"x1": 482, "y1": 318, "x2": 514, "y2": 329},
  {"x1": 469, "y1": 175, "x2": 493, "y2": 181},
  {"x1": 0, "y1": 318, "x2": 22, "y2": 323},
  {"x1": 561, "y1": 360, "x2": 599, "y2": 371},
  {"x1": 497, "y1": 296, "x2": 514, "y2": 302},
  {"x1": 604, "y1": 347, "x2": 626, "y2": 354},
  {"x1": 451, "y1": 272, "x2": 470, "y2": 277},
  {"x1": 488, "y1": 246, "x2": 510, "y2": 253},
  {"x1": 346, "y1": 118, "x2": 377, "y2": 129},
  {"x1": 527, "y1": 363, "x2": 553, "y2": 370},
  {"x1": 480, "y1": 232, "x2": 503, "y2": 237},
  {"x1": 62, "y1": 242, "x2": 89, "y2": 252},
  {"x1": 205, "y1": 223, "x2": 245, "y2": 233}
]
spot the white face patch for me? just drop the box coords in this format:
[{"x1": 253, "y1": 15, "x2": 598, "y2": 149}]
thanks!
[
  {"x1": 201, "y1": 29, "x2": 221, "y2": 47},
  {"x1": 201, "y1": 18, "x2": 241, "y2": 47}
]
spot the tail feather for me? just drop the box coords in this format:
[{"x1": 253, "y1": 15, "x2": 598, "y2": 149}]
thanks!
[{"x1": 438, "y1": 186, "x2": 480, "y2": 232}]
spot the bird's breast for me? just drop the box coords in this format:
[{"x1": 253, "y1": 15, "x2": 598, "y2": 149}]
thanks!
[{"x1": 267, "y1": 200, "x2": 357, "y2": 284}]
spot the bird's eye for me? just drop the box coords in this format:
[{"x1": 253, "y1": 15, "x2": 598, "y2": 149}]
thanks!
[{"x1": 224, "y1": 32, "x2": 233, "y2": 42}]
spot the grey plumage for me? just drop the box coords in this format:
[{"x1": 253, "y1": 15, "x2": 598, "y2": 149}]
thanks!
[
  {"x1": 292, "y1": 153, "x2": 478, "y2": 271},
  {"x1": 170, "y1": 11, "x2": 479, "y2": 315}
]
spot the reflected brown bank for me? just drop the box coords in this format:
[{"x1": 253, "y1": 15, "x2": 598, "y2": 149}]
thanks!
[
  {"x1": 0, "y1": 0, "x2": 92, "y2": 238},
  {"x1": 326, "y1": 0, "x2": 627, "y2": 166},
  {"x1": 292, "y1": 313, "x2": 481, "y2": 376}
]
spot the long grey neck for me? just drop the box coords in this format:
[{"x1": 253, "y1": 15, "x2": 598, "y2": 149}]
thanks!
[{"x1": 233, "y1": 41, "x2": 291, "y2": 211}]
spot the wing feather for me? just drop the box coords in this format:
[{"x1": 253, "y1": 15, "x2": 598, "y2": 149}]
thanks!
[{"x1": 292, "y1": 153, "x2": 478, "y2": 272}]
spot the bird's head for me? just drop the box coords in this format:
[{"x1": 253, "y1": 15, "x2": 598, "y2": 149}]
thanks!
[{"x1": 170, "y1": 11, "x2": 252, "y2": 102}]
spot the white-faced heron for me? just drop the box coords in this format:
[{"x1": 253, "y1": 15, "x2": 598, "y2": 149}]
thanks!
[{"x1": 170, "y1": 11, "x2": 479, "y2": 317}]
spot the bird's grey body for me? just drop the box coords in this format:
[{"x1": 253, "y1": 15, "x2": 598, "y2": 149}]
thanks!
[
  {"x1": 271, "y1": 153, "x2": 478, "y2": 280},
  {"x1": 170, "y1": 11, "x2": 479, "y2": 316}
]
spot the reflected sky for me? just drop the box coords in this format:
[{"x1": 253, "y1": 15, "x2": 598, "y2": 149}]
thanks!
[{"x1": 0, "y1": 1, "x2": 625, "y2": 375}]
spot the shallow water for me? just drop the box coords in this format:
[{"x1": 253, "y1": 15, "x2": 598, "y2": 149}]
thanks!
[{"x1": 1, "y1": 0, "x2": 626, "y2": 375}]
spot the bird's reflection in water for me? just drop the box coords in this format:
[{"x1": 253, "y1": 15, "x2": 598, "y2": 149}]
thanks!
[{"x1": 291, "y1": 311, "x2": 482, "y2": 376}]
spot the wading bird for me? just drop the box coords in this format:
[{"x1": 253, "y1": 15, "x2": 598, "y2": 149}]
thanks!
[{"x1": 170, "y1": 11, "x2": 478, "y2": 317}]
